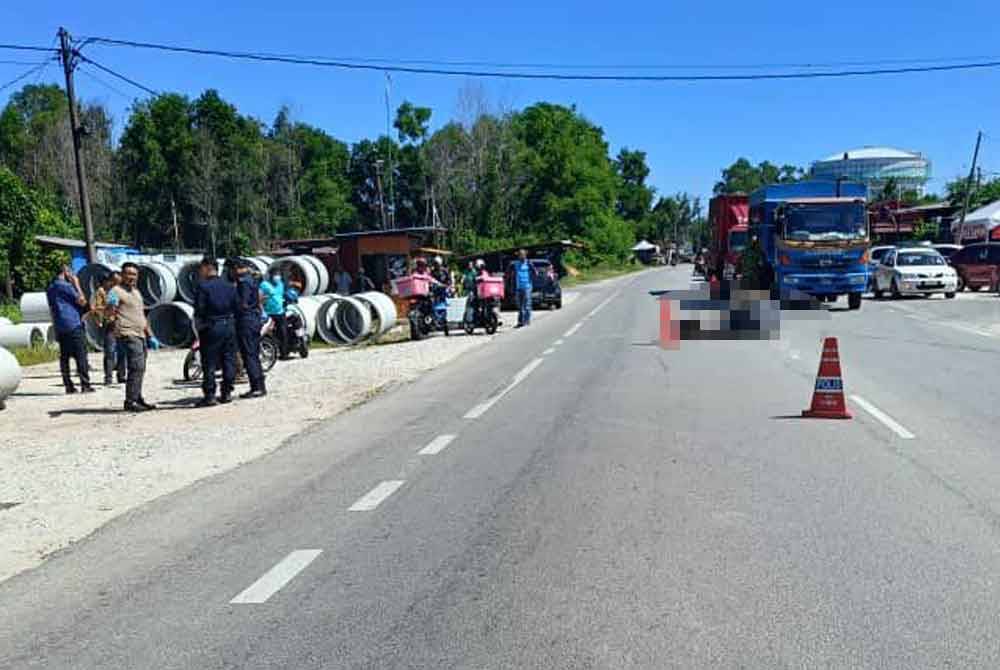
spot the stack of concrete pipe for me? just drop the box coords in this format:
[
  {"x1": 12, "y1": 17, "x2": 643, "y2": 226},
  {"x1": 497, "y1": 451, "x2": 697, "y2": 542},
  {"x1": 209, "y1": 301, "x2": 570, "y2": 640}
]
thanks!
[
  {"x1": 313, "y1": 291, "x2": 396, "y2": 346},
  {"x1": 0, "y1": 345, "x2": 23, "y2": 410},
  {"x1": 0, "y1": 292, "x2": 56, "y2": 349},
  {"x1": 268, "y1": 255, "x2": 330, "y2": 296}
]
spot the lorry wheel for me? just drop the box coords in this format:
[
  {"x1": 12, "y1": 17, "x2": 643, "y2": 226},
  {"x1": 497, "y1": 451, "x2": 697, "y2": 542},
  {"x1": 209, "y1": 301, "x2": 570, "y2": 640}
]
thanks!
[{"x1": 848, "y1": 292, "x2": 862, "y2": 310}]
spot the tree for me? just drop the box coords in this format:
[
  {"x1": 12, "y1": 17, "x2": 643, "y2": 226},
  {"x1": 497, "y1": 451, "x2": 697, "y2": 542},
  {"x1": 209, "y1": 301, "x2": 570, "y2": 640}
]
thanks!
[
  {"x1": 394, "y1": 101, "x2": 432, "y2": 144},
  {"x1": 946, "y1": 175, "x2": 1000, "y2": 212},
  {"x1": 614, "y1": 148, "x2": 655, "y2": 227},
  {"x1": 714, "y1": 158, "x2": 803, "y2": 195}
]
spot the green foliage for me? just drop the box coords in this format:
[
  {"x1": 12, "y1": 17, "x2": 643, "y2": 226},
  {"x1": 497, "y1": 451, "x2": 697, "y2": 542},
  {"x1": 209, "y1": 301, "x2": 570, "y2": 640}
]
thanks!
[
  {"x1": 946, "y1": 175, "x2": 1000, "y2": 211},
  {"x1": 0, "y1": 166, "x2": 77, "y2": 295},
  {"x1": 394, "y1": 101, "x2": 432, "y2": 144},
  {"x1": 614, "y1": 148, "x2": 655, "y2": 225},
  {"x1": 910, "y1": 219, "x2": 939, "y2": 241},
  {"x1": 11, "y1": 344, "x2": 60, "y2": 367},
  {"x1": 0, "y1": 301, "x2": 21, "y2": 323},
  {"x1": 714, "y1": 158, "x2": 803, "y2": 195}
]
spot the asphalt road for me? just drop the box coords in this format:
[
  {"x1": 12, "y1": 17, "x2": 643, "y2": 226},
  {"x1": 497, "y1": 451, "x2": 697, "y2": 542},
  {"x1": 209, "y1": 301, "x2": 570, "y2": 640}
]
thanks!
[{"x1": 3, "y1": 266, "x2": 1000, "y2": 668}]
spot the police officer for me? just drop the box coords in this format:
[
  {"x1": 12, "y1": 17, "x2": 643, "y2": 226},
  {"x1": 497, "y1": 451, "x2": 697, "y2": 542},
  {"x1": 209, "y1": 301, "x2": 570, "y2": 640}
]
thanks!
[
  {"x1": 193, "y1": 257, "x2": 239, "y2": 407},
  {"x1": 235, "y1": 260, "x2": 266, "y2": 399}
]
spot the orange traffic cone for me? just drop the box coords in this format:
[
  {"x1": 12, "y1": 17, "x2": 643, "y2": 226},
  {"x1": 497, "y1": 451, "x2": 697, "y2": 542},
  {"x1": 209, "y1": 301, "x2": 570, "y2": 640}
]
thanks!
[{"x1": 802, "y1": 337, "x2": 852, "y2": 419}]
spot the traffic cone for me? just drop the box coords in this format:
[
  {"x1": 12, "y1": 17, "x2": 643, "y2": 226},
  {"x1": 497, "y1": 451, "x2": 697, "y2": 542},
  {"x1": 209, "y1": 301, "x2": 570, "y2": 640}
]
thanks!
[
  {"x1": 658, "y1": 297, "x2": 679, "y2": 350},
  {"x1": 802, "y1": 337, "x2": 852, "y2": 419}
]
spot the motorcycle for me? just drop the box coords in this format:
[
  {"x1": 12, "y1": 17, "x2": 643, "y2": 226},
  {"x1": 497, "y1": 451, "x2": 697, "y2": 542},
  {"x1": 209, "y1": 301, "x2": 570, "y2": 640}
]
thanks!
[
  {"x1": 463, "y1": 295, "x2": 501, "y2": 335},
  {"x1": 183, "y1": 316, "x2": 278, "y2": 382},
  {"x1": 279, "y1": 308, "x2": 310, "y2": 359},
  {"x1": 408, "y1": 284, "x2": 451, "y2": 340}
]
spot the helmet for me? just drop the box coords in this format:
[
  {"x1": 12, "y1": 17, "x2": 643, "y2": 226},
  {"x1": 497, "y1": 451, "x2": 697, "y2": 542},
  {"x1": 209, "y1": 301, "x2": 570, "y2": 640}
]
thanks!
[
  {"x1": 475, "y1": 259, "x2": 485, "y2": 268},
  {"x1": 433, "y1": 255, "x2": 443, "y2": 266}
]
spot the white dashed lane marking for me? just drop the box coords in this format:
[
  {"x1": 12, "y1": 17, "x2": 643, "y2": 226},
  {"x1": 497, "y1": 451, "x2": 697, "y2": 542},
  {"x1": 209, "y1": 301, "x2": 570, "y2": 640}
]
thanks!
[
  {"x1": 542, "y1": 347, "x2": 555, "y2": 355},
  {"x1": 349, "y1": 480, "x2": 406, "y2": 511},
  {"x1": 464, "y1": 358, "x2": 544, "y2": 419},
  {"x1": 418, "y1": 435, "x2": 456, "y2": 456},
  {"x1": 563, "y1": 323, "x2": 582, "y2": 338},
  {"x1": 850, "y1": 395, "x2": 915, "y2": 440},
  {"x1": 230, "y1": 550, "x2": 322, "y2": 604}
]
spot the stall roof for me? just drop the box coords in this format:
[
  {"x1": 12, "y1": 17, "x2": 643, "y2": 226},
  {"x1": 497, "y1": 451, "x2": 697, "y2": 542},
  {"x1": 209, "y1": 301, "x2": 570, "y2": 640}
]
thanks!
[{"x1": 35, "y1": 235, "x2": 131, "y2": 250}]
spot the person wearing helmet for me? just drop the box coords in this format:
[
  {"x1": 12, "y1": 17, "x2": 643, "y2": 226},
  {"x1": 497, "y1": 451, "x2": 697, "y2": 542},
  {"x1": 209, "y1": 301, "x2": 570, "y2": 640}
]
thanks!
[{"x1": 430, "y1": 255, "x2": 451, "y2": 289}]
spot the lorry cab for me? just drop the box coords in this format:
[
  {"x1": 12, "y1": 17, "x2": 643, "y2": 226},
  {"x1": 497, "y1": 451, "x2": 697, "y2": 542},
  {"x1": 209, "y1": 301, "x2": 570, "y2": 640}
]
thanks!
[
  {"x1": 709, "y1": 194, "x2": 749, "y2": 279},
  {"x1": 750, "y1": 182, "x2": 870, "y2": 310}
]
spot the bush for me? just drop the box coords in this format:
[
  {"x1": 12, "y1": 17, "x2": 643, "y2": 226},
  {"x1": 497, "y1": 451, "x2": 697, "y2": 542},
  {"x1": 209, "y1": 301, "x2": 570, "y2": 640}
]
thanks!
[
  {"x1": 0, "y1": 301, "x2": 21, "y2": 324},
  {"x1": 11, "y1": 345, "x2": 59, "y2": 367}
]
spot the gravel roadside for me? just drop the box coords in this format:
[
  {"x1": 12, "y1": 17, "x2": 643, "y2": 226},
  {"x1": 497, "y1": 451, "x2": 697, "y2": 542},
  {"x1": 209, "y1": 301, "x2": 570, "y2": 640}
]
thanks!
[{"x1": 0, "y1": 295, "x2": 579, "y2": 583}]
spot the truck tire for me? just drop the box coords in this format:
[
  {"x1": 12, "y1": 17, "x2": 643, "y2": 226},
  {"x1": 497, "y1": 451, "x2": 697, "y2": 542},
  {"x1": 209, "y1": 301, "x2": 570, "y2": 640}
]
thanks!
[{"x1": 848, "y1": 292, "x2": 862, "y2": 310}]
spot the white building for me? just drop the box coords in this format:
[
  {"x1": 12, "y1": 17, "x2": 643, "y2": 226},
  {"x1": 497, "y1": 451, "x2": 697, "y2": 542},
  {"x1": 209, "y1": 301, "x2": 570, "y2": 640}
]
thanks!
[{"x1": 810, "y1": 146, "x2": 931, "y2": 197}]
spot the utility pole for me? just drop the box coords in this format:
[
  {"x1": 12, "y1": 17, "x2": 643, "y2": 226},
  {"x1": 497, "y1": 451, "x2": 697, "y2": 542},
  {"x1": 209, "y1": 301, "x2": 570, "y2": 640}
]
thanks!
[
  {"x1": 374, "y1": 159, "x2": 387, "y2": 230},
  {"x1": 58, "y1": 28, "x2": 97, "y2": 263},
  {"x1": 384, "y1": 73, "x2": 395, "y2": 229},
  {"x1": 958, "y1": 131, "x2": 983, "y2": 230}
]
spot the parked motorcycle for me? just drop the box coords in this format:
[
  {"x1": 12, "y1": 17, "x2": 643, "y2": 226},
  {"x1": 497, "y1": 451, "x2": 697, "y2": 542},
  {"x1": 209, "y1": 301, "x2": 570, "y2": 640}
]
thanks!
[
  {"x1": 183, "y1": 316, "x2": 278, "y2": 382},
  {"x1": 408, "y1": 284, "x2": 451, "y2": 340},
  {"x1": 463, "y1": 295, "x2": 500, "y2": 335},
  {"x1": 279, "y1": 309, "x2": 310, "y2": 359}
]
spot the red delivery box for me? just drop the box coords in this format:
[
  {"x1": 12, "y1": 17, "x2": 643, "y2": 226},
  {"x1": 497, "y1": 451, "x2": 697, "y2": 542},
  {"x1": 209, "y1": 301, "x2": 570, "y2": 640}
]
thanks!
[
  {"x1": 477, "y1": 276, "x2": 505, "y2": 299},
  {"x1": 392, "y1": 276, "x2": 430, "y2": 298}
]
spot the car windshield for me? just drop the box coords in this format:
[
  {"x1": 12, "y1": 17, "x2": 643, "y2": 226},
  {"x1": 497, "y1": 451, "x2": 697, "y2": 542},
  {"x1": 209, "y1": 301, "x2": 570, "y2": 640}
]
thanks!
[
  {"x1": 897, "y1": 252, "x2": 945, "y2": 266},
  {"x1": 871, "y1": 247, "x2": 892, "y2": 262},
  {"x1": 783, "y1": 203, "x2": 867, "y2": 242},
  {"x1": 729, "y1": 231, "x2": 748, "y2": 252}
]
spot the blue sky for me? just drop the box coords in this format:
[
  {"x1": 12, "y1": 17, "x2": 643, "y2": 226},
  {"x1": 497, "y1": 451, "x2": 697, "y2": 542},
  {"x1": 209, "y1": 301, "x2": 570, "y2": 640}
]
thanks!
[{"x1": 4, "y1": 1, "x2": 999, "y2": 203}]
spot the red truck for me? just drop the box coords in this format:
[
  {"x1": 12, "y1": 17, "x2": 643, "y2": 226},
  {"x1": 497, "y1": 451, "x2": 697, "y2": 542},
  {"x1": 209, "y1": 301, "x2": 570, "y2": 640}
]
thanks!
[{"x1": 708, "y1": 194, "x2": 750, "y2": 280}]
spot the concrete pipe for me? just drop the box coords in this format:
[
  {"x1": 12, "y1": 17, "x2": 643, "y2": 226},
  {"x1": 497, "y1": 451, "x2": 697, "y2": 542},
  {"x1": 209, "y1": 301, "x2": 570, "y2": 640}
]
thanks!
[
  {"x1": 148, "y1": 302, "x2": 196, "y2": 348},
  {"x1": 300, "y1": 255, "x2": 330, "y2": 295},
  {"x1": 0, "y1": 346, "x2": 22, "y2": 410},
  {"x1": 242, "y1": 256, "x2": 270, "y2": 277},
  {"x1": 332, "y1": 296, "x2": 372, "y2": 345},
  {"x1": 0, "y1": 324, "x2": 48, "y2": 349},
  {"x1": 137, "y1": 260, "x2": 180, "y2": 307},
  {"x1": 176, "y1": 261, "x2": 202, "y2": 303},
  {"x1": 286, "y1": 295, "x2": 330, "y2": 340},
  {"x1": 316, "y1": 296, "x2": 346, "y2": 345},
  {"x1": 78, "y1": 263, "x2": 120, "y2": 301},
  {"x1": 354, "y1": 291, "x2": 397, "y2": 337},
  {"x1": 18, "y1": 292, "x2": 50, "y2": 323},
  {"x1": 269, "y1": 256, "x2": 321, "y2": 296}
]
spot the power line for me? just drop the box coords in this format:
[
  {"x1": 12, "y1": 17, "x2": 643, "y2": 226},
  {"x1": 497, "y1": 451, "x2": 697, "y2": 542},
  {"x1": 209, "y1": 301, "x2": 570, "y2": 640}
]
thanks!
[
  {"x1": 77, "y1": 64, "x2": 132, "y2": 100},
  {"x1": 0, "y1": 59, "x2": 47, "y2": 66},
  {"x1": 0, "y1": 44, "x2": 60, "y2": 54},
  {"x1": 85, "y1": 36, "x2": 1000, "y2": 81},
  {"x1": 0, "y1": 60, "x2": 52, "y2": 94},
  {"x1": 77, "y1": 55, "x2": 158, "y2": 96}
]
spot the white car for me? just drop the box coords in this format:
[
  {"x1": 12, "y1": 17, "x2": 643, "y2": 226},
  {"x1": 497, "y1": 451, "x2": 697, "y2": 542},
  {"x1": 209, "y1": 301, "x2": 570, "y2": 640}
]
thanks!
[{"x1": 872, "y1": 247, "x2": 958, "y2": 299}]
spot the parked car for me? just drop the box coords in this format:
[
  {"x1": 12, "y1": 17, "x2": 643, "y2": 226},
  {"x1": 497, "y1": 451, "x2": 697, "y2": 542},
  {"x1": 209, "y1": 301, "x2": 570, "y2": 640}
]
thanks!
[
  {"x1": 932, "y1": 243, "x2": 962, "y2": 261},
  {"x1": 867, "y1": 245, "x2": 896, "y2": 292},
  {"x1": 505, "y1": 259, "x2": 562, "y2": 310},
  {"x1": 948, "y1": 243, "x2": 1000, "y2": 292},
  {"x1": 872, "y1": 247, "x2": 957, "y2": 299}
]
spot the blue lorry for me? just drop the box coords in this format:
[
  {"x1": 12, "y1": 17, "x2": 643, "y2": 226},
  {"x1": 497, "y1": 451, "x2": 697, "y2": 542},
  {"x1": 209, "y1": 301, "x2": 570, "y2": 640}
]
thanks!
[{"x1": 749, "y1": 181, "x2": 870, "y2": 310}]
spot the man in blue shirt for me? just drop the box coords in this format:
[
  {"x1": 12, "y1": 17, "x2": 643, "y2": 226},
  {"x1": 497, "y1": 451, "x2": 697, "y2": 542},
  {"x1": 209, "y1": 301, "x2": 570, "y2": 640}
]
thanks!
[
  {"x1": 234, "y1": 260, "x2": 266, "y2": 399},
  {"x1": 259, "y1": 269, "x2": 288, "y2": 359},
  {"x1": 46, "y1": 266, "x2": 94, "y2": 394},
  {"x1": 513, "y1": 249, "x2": 536, "y2": 328}
]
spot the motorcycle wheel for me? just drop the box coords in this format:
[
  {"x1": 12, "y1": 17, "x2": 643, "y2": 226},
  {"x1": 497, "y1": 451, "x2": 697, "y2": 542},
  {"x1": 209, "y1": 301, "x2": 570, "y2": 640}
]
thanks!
[
  {"x1": 409, "y1": 313, "x2": 424, "y2": 341},
  {"x1": 485, "y1": 313, "x2": 498, "y2": 335},
  {"x1": 464, "y1": 319, "x2": 475, "y2": 335},
  {"x1": 260, "y1": 336, "x2": 279, "y2": 371},
  {"x1": 298, "y1": 337, "x2": 310, "y2": 359},
  {"x1": 183, "y1": 351, "x2": 202, "y2": 382},
  {"x1": 442, "y1": 320, "x2": 450, "y2": 337}
]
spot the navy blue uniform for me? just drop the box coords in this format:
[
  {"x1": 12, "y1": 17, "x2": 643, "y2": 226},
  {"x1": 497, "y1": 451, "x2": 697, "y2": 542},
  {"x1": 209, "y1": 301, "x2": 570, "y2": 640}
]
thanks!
[
  {"x1": 235, "y1": 273, "x2": 265, "y2": 393},
  {"x1": 194, "y1": 276, "x2": 239, "y2": 399}
]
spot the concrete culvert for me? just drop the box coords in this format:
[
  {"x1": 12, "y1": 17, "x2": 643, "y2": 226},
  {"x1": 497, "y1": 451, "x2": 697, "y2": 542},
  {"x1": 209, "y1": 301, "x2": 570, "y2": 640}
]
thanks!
[
  {"x1": 0, "y1": 324, "x2": 49, "y2": 349},
  {"x1": 78, "y1": 263, "x2": 120, "y2": 302},
  {"x1": 147, "y1": 302, "x2": 196, "y2": 348},
  {"x1": 268, "y1": 256, "x2": 321, "y2": 296},
  {"x1": 300, "y1": 255, "x2": 330, "y2": 294},
  {"x1": 83, "y1": 315, "x2": 104, "y2": 351},
  {"x1": 176, "y1": 261, "x2": 202, "y2": 304},
  {"x1": 354, "y1": 291, "x2": 397, "y2": 338},
  {"x1": 0, "y1": 345, "x2": 23, "y2": 410},
  {"x1": 137, "y1": 261, "x2": 179, "y2": 306},
  {"x1": 18, "y1": 292, "x2": 50, "y2": 323},
  {"x1": 333, "y1": 296, "x2": 373, "y2": 345}
]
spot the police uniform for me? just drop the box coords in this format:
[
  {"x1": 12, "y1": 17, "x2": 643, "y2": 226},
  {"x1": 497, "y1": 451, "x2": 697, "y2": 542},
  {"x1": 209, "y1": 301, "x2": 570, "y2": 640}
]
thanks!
[
  {"x1": 194, "y1": 275, "x2": 239, "y2": 401},
  {"x1": 236, "y1": 272, "x2": 266, "y2": 394}
]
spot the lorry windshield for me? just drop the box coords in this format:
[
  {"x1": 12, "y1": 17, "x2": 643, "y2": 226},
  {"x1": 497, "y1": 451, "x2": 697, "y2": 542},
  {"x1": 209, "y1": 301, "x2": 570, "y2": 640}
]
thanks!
[
  {"x1": 729, "y1": 231, "x2": 748, "y2": 252},
  {"x1": 783, "y1": 203, "x2": 867, "y2": 242}
]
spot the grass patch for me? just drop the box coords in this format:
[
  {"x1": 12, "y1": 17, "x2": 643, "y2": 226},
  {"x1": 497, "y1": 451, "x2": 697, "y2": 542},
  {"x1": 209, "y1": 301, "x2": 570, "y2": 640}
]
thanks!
[
  {"x1": 11, "y1": 345, "x2": 59, "y2": 367},
  {"x1": 0, "y1": 301, "x2": 22, "y2": 324},
  {"x1": 562, "y1": 263, "x2": 646, "y2": 287}
]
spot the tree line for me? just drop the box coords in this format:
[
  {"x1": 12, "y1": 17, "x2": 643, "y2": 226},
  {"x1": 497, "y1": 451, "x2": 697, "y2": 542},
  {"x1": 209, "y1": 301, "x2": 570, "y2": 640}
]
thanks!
[{"x1": 0, "y1": 83, "x2": 708, "y2": 296}]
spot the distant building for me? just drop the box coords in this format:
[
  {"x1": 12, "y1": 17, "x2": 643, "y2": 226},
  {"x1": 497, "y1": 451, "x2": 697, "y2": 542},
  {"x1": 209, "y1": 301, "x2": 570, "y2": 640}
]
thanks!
[{"x1": 810, "y1": 146, "x2": 931, "y2": 196}]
